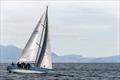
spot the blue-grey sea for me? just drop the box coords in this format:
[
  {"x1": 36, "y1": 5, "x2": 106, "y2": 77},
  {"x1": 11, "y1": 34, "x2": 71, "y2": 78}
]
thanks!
[{"x1": 0, "y1": 63, "x2": 120, "y2": 80}]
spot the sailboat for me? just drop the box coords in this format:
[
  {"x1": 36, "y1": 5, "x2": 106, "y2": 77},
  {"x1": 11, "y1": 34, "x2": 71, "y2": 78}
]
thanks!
[{"x1": 7, "y1": 6, "x2": 53, "y2": 74}]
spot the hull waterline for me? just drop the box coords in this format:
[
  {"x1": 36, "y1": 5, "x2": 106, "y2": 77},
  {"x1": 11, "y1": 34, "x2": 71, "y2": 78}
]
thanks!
[{"x1": 8, "y1": 69, "x2": 45, "y2": 74}]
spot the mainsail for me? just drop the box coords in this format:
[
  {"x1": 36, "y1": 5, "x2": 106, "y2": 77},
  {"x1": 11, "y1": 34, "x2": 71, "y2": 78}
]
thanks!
[{"x1": 17, "y1": 6, "x2": 52, "y2": 69}]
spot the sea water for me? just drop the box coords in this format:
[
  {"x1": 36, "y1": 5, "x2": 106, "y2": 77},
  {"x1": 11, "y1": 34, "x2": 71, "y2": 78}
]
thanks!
[{"x1": 0, "y1": 63, "x2": 120, "y2": 80}]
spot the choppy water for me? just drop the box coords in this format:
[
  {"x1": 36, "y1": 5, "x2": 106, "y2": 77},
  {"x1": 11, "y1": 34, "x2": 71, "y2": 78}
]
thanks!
[{"x1": 0, "y1": 63, "x2": 120, "y2": 80}]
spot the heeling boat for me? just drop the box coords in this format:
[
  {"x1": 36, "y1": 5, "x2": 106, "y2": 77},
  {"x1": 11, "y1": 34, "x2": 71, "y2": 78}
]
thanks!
[{"x1": 7, "y1": 6, "x2": 53, "y2": 74}]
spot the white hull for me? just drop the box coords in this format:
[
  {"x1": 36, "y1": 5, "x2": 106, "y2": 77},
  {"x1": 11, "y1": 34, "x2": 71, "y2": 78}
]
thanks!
[{"x1": 9, "y1": 69, "x2": 46, "y2": 74}]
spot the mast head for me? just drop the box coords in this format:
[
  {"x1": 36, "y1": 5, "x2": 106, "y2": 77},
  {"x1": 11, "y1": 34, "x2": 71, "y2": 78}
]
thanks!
[
  {"x1": 46, "y1": 6, "x2": 48, "y2": 13},
  {"x1": 46, "y1": 6, "x2": 48, "y2": 17}
]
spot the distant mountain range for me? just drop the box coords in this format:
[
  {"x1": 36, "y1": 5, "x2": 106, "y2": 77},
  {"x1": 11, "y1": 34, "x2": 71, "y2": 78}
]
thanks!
[{"x1": 0, "y1": 45, "x2": 120, "y2": 63}]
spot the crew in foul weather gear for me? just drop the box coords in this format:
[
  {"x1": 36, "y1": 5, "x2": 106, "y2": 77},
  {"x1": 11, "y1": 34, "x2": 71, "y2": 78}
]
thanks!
[
  {"x1": 17, "y1": 62, "x2": 31, "y2": 69},
  {"x1": 17, "y1": 62, "x2": 21, "y2": 68},
  {"x1": 25, "y1": 63, "x2": 30, "y2": 69},
  {"x1": 21, "y1": 62, "x2": 25, "y2": 69}
]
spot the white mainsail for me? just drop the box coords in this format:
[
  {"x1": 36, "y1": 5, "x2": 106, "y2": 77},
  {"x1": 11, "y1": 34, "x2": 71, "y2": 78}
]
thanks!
[{"x1": 17, "y1": 7, "x2": 52, "y2": 69}]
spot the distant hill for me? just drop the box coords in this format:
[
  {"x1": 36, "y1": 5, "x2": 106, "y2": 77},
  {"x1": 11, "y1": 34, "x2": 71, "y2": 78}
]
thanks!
[
  {"x1": 0, "y1": 45, "x2": 120, "y2": 63},
  {"x1": 0, "y1": 45, "x2": 21, "y2": 63}
]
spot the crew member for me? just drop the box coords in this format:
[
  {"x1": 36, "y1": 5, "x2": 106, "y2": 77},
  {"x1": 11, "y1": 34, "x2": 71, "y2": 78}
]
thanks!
[{"x1": 17, "y1": 62, "x2": 21, "y2": 68}]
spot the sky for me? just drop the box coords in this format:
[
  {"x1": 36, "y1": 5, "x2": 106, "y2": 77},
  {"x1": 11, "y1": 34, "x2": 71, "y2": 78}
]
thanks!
[{"x1": 0, "y1": 0, "x2": 120, "y2": 57}]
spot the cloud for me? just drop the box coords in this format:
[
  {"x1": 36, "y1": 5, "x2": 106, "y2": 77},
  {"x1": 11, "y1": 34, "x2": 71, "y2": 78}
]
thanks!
[{"x1": 1, "y1": 0, "x2": 120, "y2": 57}]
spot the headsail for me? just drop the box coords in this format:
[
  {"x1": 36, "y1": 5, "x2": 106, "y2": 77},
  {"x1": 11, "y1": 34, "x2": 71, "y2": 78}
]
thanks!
[{"x1": 17, "y1": 14, "x2": 45, "y2": 63}]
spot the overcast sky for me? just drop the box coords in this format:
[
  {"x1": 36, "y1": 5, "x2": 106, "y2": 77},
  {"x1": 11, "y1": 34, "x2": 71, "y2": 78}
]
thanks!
[{"x1": 1, "y1": 0, "x2": 120, "y2": 57}]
